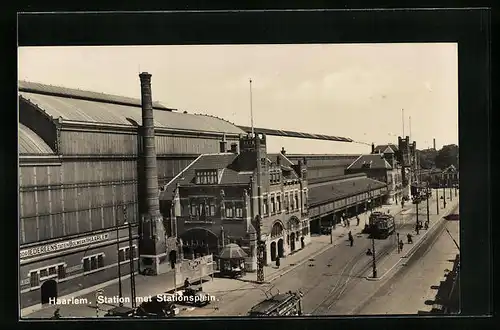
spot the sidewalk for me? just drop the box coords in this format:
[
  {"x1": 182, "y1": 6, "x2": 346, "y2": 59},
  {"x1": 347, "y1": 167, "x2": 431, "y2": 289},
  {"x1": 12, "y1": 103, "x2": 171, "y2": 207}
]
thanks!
[{"x1": 365, "y1": 190, "x2": 459, "y2": 282}]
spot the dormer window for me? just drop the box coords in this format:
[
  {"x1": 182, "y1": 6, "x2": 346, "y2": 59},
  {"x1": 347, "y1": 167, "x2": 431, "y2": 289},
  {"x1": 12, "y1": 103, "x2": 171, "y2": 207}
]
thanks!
[{"x1": 195, "y1": 170, "x2": 218, "y2": 185}]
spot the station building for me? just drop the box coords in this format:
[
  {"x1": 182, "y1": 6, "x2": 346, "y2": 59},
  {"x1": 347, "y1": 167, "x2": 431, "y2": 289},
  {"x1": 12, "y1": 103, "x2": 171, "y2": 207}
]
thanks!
[
  {"x1": 18, "y1": 78, "x2": 246, "y2": 309},
  {"x1": 344, "y1": 143, "x2": 403, "y2": 204},
  {"x1": 161, "y1": 134, "x2": 310, "y2": 269}
]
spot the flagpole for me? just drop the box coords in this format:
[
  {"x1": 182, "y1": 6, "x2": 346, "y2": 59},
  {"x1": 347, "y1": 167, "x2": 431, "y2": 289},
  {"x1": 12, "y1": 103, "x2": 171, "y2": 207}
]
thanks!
[
  {"x1": 402, "y1": 109, "x2": 405, "y2": 137},
  {"x1": 409, "y1": 116, "x2": 412, "y2": 141},
  {"x1": 249, "y1": 79, "x2": 254, "y2": 137}
]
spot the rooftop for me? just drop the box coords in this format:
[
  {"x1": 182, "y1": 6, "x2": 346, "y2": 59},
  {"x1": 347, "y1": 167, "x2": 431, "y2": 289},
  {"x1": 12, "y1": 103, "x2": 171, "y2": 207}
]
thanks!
[
  {"x1": 19, "y1": 81, "x2": 246, "y2": 135},
  {"x1": 308, "y1": 175, "x2": 387, "y2": 206},
  {"x1": 18, "y1": 123, "x2": 55, "y2": 155}
]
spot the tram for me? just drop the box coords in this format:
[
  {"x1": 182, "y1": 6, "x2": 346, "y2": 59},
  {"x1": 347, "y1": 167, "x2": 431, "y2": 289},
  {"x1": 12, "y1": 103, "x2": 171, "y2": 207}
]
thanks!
[
  {"x1": 368, "y1": 212, "x2": 395, "y2": 239},
  {"x1": 248, "y1": 291, "x2": 304, "y2": 317}
]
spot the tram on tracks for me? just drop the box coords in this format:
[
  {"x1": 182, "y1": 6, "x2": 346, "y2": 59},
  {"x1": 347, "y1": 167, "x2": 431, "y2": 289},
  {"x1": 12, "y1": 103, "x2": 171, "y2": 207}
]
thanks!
[
  {"x1": 368, "y1": 212, "x2": 395, "y2": 239},
  {"x1": 248, "y1": 290, "x2": 304, "y2": 317}
]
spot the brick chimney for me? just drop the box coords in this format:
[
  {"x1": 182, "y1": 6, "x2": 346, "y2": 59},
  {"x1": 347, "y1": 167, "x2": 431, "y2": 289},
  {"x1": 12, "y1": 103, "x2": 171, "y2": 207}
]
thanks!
[
  {"x1": 139, "y1": 72, "x2": 167, "y2": 275},
  {"x1": 371, "y1": 143, "x2": 375, "y2": 154}
]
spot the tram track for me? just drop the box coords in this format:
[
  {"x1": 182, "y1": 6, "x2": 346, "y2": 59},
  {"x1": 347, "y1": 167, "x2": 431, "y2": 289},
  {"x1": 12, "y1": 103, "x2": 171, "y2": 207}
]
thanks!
[{"x1": 307, "y1": 202, "x2": 431, "y2": 315}]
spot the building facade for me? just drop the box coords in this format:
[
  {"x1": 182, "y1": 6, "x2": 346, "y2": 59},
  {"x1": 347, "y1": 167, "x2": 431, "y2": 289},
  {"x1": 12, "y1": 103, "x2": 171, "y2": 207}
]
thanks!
[
  {"x1": 344, "y1": 144, "x2": 403, "y2": 204},
  {"x1": 18, "y1": 79, "x2": 246, "y2": 309},
  {"x1": 161, "y1": 134, "x2": 311, "y2": 270}
]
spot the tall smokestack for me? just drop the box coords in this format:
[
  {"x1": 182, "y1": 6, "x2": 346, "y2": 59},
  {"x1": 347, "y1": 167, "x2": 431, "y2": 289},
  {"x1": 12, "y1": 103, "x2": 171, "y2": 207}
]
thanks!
[
  {"x1": 433, "y1": 138, "x2": 436, "y2": 150},
  {"x1": 139, "y1": 72, "x2": 167, "y2": 275}
]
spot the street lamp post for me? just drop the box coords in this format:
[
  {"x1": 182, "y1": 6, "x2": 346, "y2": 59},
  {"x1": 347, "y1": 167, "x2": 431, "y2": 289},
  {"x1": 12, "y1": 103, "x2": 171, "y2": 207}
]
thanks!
[
  {"x1": 371, "y1": 235, "x2": 377, "y2": 278},
  {"x1": 436, "y1": 186, "x2": 439, "y2": 215},
  {"x1": 415, "y1": 199, "x2": 420, "y2": 235},
  {"x1": 124, "y1": 206, "x2": 137, "y2": 309},
  {"x1": 368, "y1": 186, "x2": 377, "y2": 278},
  {"x1": 115, "y1": 207, "x2": 123, "y2": 306},
  {"x1": 426, "y1": 183, "x2": 430, "y2": 225},
  {"x1": 449, "y1": 177, "x2": 453, "y2": 201},
  {"x1": 442, "y1": 178, "x2": 447, "y2": 209}
]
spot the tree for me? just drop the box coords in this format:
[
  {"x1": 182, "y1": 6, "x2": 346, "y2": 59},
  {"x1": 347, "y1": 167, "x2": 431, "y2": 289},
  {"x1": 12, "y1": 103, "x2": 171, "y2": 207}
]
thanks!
[
  {"x1": 435, "y1": 144, "x2": 459, "y2": 170},
  {"x1": 418, "y1": 148, "x2": 438, "y2": 169}
]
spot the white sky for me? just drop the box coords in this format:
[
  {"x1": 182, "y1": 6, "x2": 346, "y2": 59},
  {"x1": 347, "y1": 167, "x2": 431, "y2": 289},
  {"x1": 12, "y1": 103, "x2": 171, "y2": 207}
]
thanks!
[{"x1": 18, "y1": 44, "x2": 458, "y2": 154}]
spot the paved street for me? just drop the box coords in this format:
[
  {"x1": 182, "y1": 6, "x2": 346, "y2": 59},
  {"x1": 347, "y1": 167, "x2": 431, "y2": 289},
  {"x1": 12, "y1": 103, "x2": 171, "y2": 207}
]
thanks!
[
  {"x1": 182, "y1": 190, "x2": 458, "y2": 316},
  {"x1": 355, "y1": 207, "x2": 460, "y2": 314},
  {"x1": 23, "y1": 189, "x2": 459, "y2": 318}
]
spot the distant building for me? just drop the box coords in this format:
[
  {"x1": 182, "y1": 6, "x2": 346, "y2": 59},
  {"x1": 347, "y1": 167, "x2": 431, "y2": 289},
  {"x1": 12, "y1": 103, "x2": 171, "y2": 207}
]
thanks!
[
  {"x1": 160, "y1": 134, "x2": 310, "y2": 270},
  {"x1": 344, "y1": 143, "x2": 403, "y2": 204}
]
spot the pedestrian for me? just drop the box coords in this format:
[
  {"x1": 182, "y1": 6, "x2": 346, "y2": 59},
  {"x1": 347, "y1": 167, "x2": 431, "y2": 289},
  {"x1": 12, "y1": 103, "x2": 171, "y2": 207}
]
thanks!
[
  {"x1": 407, "y1": 233, "x2": 413, "y2": 244},
  {"x1": 424, "y1": 221, "x2": 429, "y2": 230},
  {"x1": 347, "y1": 218, "x2": 351, "y2": 228},
  {"x1": 52, "y1": 308, "x2": 61, "y2": 319},
  {"x1": 356, "y1": 215, "x2": 360, "y2": 226},
  {"x1": 276, "y1": 256, "x2": 280, "y2": 268},
  {"x1": 348, "y1": 231, "x2": 354, "y2": 247},
  {"x1": 184, "y1": 277, "x2": 190, "y2": 289},
  {"x1": 366, "y1": 248, "x2": 373, "y2": 256},
  {"x1": 399, "y1": 240, "x2": 404, "y2": 251}
]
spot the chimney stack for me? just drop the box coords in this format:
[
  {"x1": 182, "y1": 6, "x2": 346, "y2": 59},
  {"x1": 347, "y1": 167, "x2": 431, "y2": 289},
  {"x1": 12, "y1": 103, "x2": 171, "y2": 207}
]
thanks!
[
  {"x1": 139, "y1": 72, "x2": 167, "y2": 274},
  {"x1": 433, "y1": 138, "x2": 436, "y2": 150},
  {"x1": 371, "y1": 143, "x2": 375, "y2": 154}
]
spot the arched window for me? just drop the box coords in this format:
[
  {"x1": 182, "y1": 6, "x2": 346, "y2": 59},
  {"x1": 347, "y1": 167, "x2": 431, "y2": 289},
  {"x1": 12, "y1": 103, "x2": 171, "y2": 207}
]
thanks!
[{"x1": 271, "y1": 222, "x2": 284, "y2": 238}]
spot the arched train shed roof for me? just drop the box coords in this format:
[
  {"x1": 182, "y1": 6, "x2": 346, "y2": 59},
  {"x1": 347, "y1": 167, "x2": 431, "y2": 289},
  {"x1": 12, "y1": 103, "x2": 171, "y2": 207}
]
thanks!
[
  {"x1": 19, "y1": 123, "x2": 55, "y2": 155},
  {"x1": 19, "y1": 81, "x2": 246, "y2": 135}
]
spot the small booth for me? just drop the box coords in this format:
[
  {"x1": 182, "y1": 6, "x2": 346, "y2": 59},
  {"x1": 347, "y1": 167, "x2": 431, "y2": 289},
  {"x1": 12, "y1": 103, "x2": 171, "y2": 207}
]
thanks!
[{"x1": 218, "y1": 243, "x2": 247, "y2": 279}]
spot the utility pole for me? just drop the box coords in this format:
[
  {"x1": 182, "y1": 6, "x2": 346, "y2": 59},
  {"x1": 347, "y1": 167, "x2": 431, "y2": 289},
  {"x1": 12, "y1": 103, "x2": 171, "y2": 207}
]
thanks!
[
  {"x1": 116, "y1": 205, "x2": 123, "y2": 306},
  {"x1": 426, "y1": 183, "x2": 430, "y2": 225},
  {"x1": 368, "y1": 185, "x2": 377, "y2": 278},
  {"x1": 125, "y1": 208, "x2": 137, "y2": 308},
  {"x1": 442, "y1": 178, "x2": 447, "y2": 209},
  {"x1": 415, "y1": 199, "x2": 420, "y2": 235},
  {"x1": 436, "y1": 186, "x2": 439, "y2": 215},
  {"x1": 371, "y1": 234, "x2": 377, "y2": 278},
  {"x1": 449, "y1": 176, "x2": 453, "y2": 201},
  {"x1": 256, "y1": 215, "x2": 265, "y2": 283}
]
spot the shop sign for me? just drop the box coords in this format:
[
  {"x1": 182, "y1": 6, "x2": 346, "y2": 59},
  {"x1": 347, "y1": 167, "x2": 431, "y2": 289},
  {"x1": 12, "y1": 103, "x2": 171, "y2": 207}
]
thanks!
[
  {"x1": 20, "y1": 233, "x2": 110, "y2": 259},
  {"x1": 20, "y1": 278, "x2": 30, "y2": 286}
]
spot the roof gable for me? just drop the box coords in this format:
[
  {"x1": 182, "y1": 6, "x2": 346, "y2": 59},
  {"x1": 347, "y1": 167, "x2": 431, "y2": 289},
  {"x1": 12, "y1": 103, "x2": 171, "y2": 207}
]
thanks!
[{"x1": 346, "y1": 154, "x2": 393, "y2": 170}]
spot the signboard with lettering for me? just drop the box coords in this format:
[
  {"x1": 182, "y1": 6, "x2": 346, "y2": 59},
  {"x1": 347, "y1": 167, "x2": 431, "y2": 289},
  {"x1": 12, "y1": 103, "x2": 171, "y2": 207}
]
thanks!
[{"x1": 20, "y1": 233, "x2": 110, "y2": 259}]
